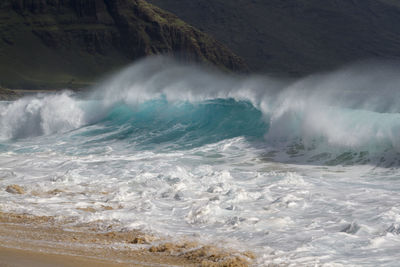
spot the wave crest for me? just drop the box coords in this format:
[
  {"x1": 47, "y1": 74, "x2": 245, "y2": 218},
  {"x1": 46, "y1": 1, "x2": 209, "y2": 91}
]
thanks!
[
  {"x1": 0, "y1": 91, "x2": 85, "y2": 139},
  {"x1": 2, "y1": 56, "x2": 400, "y2": 165}
]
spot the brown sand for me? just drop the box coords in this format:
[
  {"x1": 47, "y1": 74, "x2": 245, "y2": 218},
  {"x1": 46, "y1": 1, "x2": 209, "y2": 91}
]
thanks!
[
  {"x1": 0, "y1": 246, "x2": 128, "y2": 267},
  {"x1": 0, "y1": 212, "x2": 255, "y2": 266}
]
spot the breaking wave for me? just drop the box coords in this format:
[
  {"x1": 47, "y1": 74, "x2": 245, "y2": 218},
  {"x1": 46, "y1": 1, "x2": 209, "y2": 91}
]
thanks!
[
  {"x1": 3, "y1": 57, "x2": 400, "y2": 266},
  {"x1": 2, "y1": 56, "x2": 400, "y2": 165}
]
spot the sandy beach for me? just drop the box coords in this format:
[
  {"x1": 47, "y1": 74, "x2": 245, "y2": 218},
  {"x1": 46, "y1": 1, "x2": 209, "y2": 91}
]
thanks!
[
  {"x1": 0, "y1": 212, "x2": 254, "y2": 267},
  {"x1": 0, "y1": 246, "x2": 128, "y2": 267}
]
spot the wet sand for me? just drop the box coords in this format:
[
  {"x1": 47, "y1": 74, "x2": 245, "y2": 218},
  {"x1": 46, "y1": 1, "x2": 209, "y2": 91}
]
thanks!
[
  {"x1": 0, "y1": 246, "x2": 128, "y2": 267},
  {"x1": 0, "y1": 212, "x2": 254, "y2": 267}
]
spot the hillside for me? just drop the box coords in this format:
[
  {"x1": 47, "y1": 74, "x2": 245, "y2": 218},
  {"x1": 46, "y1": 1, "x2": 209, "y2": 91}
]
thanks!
[
  {"x1": 149, "y1": 0, "x2": 400, "y2": 75},
  {"x1": 0, "y1": 0, "x2": 247, "y2": 89}
]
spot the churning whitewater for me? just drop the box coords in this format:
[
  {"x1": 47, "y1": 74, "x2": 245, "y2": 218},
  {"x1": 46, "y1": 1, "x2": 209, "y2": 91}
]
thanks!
[{"x1": 1, "y1": 57, "x2": 400, "y2": 266}]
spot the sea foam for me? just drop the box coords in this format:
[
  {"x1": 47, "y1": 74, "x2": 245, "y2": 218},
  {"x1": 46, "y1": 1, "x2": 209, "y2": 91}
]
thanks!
[{"x1": 2, "y1": 57, "x2": 400, "y2": 265}]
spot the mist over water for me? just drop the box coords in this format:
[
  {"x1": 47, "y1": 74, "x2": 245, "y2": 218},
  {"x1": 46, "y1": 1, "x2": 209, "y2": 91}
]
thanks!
[
  {"x1": 1, "y1": 57, "x2": 400, "y2": 265},
  {"x1": 2, "y1": 57, "x2": 400, "y2": 163}
]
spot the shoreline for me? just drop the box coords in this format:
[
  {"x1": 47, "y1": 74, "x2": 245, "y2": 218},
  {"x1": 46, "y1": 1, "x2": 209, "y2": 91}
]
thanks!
[
  {"x1": 0, "y1": 88, "x2": 258, "y2": 266},
  {"x1": 0, "y1": 211, "x2": 255, "y2": 267},
  {"x1": 0, "y1": 88, "x2": 62, "y2": 101},
  {"x1": 0, "y1": 246, "x2": 129, "y2": 267},
  {"x1": 0, "y1": 87, "x2": 88, "y2": 101}
]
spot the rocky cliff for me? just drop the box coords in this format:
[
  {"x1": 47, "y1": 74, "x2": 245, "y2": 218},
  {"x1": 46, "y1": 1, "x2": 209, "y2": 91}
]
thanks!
[
  {"x1": 149, "y1": 0, "x2": 400, "y2": 75},
  {"x1": 0, "y1": 0, "x2": 247, "y2": 89}
]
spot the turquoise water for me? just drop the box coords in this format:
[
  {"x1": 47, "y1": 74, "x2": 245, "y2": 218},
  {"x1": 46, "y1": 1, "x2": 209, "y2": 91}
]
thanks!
[
  {"x1": 2, "y1": 57, "x2": 400, "y2": 266},
  {"x1": 83, "y1": 98, "x2": 267, "y2": 149}
]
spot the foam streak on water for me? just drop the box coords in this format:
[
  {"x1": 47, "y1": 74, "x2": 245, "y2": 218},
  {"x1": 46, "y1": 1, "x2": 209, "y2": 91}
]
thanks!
[{"x1": 1, "y1": 57, "x2": 400, "y2": 266}]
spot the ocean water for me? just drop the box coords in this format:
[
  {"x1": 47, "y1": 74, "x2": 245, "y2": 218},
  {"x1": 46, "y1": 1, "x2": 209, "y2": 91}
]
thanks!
[{"x1": 1, "y1": 57, "x2": 400, "y2": 266}]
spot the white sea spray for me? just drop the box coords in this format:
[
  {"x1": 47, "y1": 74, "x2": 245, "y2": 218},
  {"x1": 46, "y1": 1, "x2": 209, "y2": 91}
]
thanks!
[{"x1": 1, "y1": 57, "x2": 400, "y2": 265}]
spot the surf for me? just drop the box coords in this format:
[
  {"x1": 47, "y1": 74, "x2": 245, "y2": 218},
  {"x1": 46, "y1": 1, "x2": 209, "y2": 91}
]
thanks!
[
  {"x1": 2, "y1": 57, "x2": 400, "y2": 165},
  {"x1": 3, "y1": 57, "x2": 400, "y2": 265}
]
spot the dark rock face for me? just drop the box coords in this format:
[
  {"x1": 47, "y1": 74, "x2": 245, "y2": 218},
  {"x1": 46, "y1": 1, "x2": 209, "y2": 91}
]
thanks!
[
  {"x1": 0, "y1": 0, "x2": 247, "y2": 89},
  {"x1": 149, "y1": 0, "x2": 400, "y2": 75}
]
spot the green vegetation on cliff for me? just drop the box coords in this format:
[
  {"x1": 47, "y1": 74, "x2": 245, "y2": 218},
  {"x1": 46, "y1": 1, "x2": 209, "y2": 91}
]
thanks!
[
  {"x1": 149, "y1": 0, "x2": 400, "y2": 75},
  {"x1": 0, "y1": 0, "x2": 247, "y2": 89}
]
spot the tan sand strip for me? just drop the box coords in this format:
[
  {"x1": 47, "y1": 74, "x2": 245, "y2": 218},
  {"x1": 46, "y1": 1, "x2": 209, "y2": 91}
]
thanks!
[
  {"x1": 0, "y1": 212, "x2": 254, "y2": 266},
  {"x1": 0, "y1": 246, "x2": 129, "y2": 267}
]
